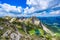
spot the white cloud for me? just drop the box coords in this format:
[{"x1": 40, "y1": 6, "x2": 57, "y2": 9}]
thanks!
[
  {"x1": 24, "y1": 7, "x2": 35, "y2": 14},
  {"x1": 0, "y1": 3, "x2": 22, "y2": 13},
  {"x1": 26, "y1": 0, "x2": 55, "y2": 10},
  {"x1": 26, "y1": 0, "x2": 60, "y2": 17},
  {"x1": 50, "y1": 10, "x2": 60, "y2": 15},
  {"x1": 0, "y1": 0, "x2": 60, "y2": 17},
  {"x1": 53, "y1": 3, "x2": 60, "y2": 8},
  {"x1": 0, "y1": 3, "x2": 23, "y2": 17}
]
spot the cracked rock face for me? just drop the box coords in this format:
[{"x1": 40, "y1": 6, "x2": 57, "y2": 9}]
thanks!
[
  {"x1": 10, "y1": 33, "x2": 21, "y2": 40},
  {"x1": 0, "y1": 26, "x2": 4, "y2": 30}
]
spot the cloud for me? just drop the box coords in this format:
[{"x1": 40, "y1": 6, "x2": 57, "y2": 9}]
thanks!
[
  {"x1": 0, "y1": 3, "x2": 23, "y2": 13},
  {"x1": 50, "y1": 10, "x2": 60, "y2": 15},
  {"x1": 0, "y1": 0, "x2": 60, "y2": 17},
  {"x1": 24, "y1": 7, "x2": 35, "y2": 14},
  {"x1": 26, "y1": 0, "x2": 59, "y2": 10},
  {"x1": 26, "y1": 0, "x2": 60, "y2": 17},
  {"x1": 0, "y1": 3, "x2": 23, "y2": 17}
]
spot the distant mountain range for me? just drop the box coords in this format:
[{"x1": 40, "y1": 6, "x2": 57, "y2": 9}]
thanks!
[
  {"x1": 38, "y1": 16, "x2": 60, "y2": 34},
  {"x1": 38, "y1": 16, "x2": 60, "y2": 25}
]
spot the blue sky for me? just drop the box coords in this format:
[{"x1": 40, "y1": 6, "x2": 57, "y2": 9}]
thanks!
[
  {"x1": 0, "y1": 0, "x2": 27, "y2": 8},
  {"x1": 0, "y1": 0, "x2": 60, "y2": 17}
]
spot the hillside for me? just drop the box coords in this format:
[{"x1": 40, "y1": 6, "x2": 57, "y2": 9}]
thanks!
[{"x1": 0, "y1": 16, "x2": 60, "y2": 40}]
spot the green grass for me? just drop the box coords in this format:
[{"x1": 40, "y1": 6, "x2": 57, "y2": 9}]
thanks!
[{"x1": 46, "y1": 25, "x2": 60, "y2": 34}]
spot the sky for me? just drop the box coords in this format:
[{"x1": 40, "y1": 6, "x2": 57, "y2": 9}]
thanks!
[{"x1": 0, "y1": 0, "x2": 60, "y2": 17}]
